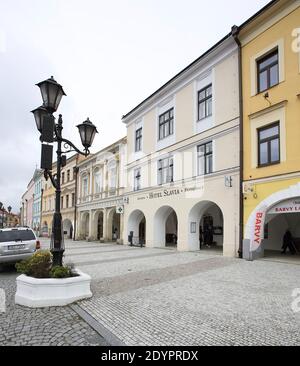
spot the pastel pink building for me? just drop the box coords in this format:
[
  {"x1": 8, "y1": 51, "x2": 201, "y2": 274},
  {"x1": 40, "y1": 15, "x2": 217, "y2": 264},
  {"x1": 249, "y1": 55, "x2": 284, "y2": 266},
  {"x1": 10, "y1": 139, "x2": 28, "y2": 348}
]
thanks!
[{"x1": 21, "y1": 178, "x2": 34, "y2": 228}]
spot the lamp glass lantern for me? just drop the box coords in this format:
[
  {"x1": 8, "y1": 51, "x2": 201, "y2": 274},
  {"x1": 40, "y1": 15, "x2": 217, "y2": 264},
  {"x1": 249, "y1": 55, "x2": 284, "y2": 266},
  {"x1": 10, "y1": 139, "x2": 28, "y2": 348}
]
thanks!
[
  {"x1": 31, "y1": 106, "x2": 49, "y2": 133},
  {"x1": 36, "y1": 76, "x2": 66, "y2": 113},
  {"x1": 7, "y1": 206, "x2": 12, "y2": 213},
  {"x1": 77, "y1": 118, "x2": 98, "y2": 151}
]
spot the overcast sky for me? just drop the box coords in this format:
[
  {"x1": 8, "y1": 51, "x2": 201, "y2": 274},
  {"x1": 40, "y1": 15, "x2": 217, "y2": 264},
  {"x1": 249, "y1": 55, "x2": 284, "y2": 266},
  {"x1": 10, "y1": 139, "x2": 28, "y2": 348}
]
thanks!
[{"x1": 0, "y1": 0, "x2": 270, "y2": 213}]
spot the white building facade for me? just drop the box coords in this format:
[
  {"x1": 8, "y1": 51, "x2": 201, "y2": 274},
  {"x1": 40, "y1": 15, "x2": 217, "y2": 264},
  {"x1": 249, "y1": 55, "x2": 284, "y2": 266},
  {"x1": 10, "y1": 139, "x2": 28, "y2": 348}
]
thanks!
[
  {"x1": 122, "y1": 35, "x2": 241, "y2": 257},
  {"x1": 76, "y1": 138, "x2": 127, "y2": 242}
]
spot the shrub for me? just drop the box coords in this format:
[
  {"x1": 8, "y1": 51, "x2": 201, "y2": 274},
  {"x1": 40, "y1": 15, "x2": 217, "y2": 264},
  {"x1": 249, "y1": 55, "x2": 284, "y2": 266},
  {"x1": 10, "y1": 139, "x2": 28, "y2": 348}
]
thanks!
[
  {"x1": 16, "y1": 250, "x2": 52, "y2": 278},
  {"x1": 50, "y1": 266, "x2": 71, "y2": 279}
]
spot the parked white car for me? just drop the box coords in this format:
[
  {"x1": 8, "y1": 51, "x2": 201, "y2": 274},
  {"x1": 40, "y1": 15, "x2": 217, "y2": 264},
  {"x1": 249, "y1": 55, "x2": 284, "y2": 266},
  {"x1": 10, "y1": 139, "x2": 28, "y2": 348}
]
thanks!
[{"x1": 0, "y1": 227, "x2": 40, "y2": 264}]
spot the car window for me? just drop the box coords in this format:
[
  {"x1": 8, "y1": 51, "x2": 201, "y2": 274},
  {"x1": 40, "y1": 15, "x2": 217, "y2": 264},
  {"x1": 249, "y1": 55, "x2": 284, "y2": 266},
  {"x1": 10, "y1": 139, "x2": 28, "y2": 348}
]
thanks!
[{"x1": 0, "y1": 230, "x2": 35, "y2": 243}]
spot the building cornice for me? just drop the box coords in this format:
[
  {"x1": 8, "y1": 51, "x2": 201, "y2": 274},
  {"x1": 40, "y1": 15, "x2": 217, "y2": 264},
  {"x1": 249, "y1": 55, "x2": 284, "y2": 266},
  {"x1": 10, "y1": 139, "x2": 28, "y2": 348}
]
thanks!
[{"x1": 122, "y1": 36, "x2": 237, "y2": 125}]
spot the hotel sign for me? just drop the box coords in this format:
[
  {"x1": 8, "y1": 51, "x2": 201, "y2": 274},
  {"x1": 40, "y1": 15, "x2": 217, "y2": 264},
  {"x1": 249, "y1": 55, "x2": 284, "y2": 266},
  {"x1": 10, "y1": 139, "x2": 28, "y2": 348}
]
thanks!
[
  {"x1": 268, "y1": 199, "x2": 300, "y2": 214},
  {"x1": 136, "y1": 186, "x2": 204, "y2": 201}
]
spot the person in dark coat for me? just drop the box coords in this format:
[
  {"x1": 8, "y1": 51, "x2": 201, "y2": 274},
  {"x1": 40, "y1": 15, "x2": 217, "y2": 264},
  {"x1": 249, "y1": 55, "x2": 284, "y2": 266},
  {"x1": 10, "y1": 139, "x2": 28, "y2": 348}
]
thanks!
[{"x1": 281, "y1": 230, "x2": 296, "y2": 254}]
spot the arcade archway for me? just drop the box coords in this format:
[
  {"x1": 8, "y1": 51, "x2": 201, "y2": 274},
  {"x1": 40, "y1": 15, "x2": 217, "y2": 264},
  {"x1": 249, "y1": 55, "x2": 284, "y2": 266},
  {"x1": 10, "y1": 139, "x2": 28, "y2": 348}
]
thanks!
[
  {"x1": 154, "y1": 206, "x2": 178, "y2": 248},
  {"x1": 63, "y1": 219, "x2": 73, "y2": 239},
  {"x1": 81, "y1": 212, "x2": 90, "y2": 240},
  {"x1": 188, "y1": 201, "x2": 224, "y2": 252},
  {"x1": 127, "y1": 209, "x2": 146, "y2": 245}
]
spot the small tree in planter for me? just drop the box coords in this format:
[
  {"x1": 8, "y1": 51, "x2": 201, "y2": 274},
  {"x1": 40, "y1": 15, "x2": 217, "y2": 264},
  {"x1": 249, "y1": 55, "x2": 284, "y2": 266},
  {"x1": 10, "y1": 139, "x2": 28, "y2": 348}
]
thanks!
[
  {"x1": 16, "y1": 251, "x2": 75, "y2": 279},
  {"x1": 15, "y1": 251, "x2": 92, "y2": 308}
]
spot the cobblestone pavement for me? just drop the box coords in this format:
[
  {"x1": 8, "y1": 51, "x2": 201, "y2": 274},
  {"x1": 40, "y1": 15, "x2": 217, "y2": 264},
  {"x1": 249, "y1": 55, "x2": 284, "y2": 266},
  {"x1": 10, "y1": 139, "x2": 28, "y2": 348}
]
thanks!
[
  {"x1": 0, "y1": 253, "x2": 109, "y2": 346},
  {"x1": 61, "y1": 240, "x2": 300, "y2": 346},
  {"x1": 1, "y1": 239, "x2": 300, "y2": 346}
]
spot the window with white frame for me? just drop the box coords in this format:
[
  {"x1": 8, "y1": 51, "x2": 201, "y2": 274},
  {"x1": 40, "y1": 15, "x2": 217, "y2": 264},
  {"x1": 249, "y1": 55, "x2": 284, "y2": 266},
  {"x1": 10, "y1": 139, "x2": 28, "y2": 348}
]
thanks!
[
  {"x1": 135, "y1": 128, "x2": 142, "y2": 152},
  {"x1": 198, "y1": 84, "x2": 212, "y2": 120},
  {"x1": 158, "y1": 108, "x2": 174, "y2": 140},
  {"x1": 82, "y1": 176, "x2": 88, "y2": 197},
  {"x1": 134, "y1": 168, "x2": 141, "y2": 191},
  {"x1": 197, "y1": 141, "x2": 213, "y2": 175},
  {"x1": 258, "y1": 122, "x2": 280, "y2": 167},
  {"x1": 257, "y1": 49, "x2": 279, "y2": 93},
  {"x1": 94, "y1": 169, "x2": 102, "y2": 193},
  {"x1": 158, "y1": 157, "x2": 173, "y2": 185},
  {"x1": 109, "y1": 168, "x2": 116, "y2": 191}
]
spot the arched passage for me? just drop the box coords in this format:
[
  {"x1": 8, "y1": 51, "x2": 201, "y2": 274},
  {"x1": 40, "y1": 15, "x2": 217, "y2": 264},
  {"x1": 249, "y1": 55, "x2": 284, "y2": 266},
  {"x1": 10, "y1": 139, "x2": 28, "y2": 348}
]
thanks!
[
  {"x1": 127, "y1": 210, "x2": 146, "y2": 245},
  {"x1": 107, "y1": 209, "x2": 120, "y2": 241},
  {"x1": 81, "y1": 212, "x2": 90, "y2": 240},
  {"x1": 93, "y1": 210, "x2": 104, "y2": 240},
  {"x1": 188, "y1": 201, "x2": 224, "y2": 252},
  {"x1": 63, "y1": 219, "x2": 73, "y2": 239},
  {"x1": 154, "y1": 206, "x2": 178, "y2": 248},
  {"x1": 41, "y1": 221, "x2": 49, "y2": 237},
  {"x1": 253, "y1": 199, "x2": 300, "y2": 258},
  {"x1": 245, "y1": 182, "x2": 300, "y2": 254}
]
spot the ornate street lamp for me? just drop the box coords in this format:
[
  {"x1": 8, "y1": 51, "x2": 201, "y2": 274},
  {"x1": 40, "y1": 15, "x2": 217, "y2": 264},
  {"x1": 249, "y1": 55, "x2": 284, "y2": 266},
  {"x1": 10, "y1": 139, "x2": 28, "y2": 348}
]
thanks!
[
  {"x1": 77, "y1": 118, "x2": 98, "y2": 154},
  {"x1": 31, "y1": 106, "x2": 49, "y2": 133},
  {"x1": 36, "y1": 76, "x2": 66, "y2": 114},
  {"x1": 32, "y1": 77, "x2": 98, "y2": 266}
]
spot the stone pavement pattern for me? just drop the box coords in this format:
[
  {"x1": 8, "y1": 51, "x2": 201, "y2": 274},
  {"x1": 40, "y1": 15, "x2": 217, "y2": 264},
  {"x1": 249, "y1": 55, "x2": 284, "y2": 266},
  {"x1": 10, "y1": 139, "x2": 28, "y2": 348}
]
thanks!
[
  {"x1": 0, "y1": 266, "x2": 109, "y2": 346},
  {"x1": 66, "y1": 241, "x2": 300, "y2": 346},
  {"x1": 1, "y1": 239, "x2": 300, "y2": 346}
]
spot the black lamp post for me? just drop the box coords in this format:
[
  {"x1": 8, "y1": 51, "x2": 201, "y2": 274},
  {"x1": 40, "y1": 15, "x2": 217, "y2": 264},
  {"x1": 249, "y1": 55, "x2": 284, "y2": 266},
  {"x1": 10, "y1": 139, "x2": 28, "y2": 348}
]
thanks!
[
  {"x1": 7, "y1": 206, "x2": 12, "y2": 228},
  {"x1": 32, "y1": 76, "x2": 98, "y2": 267}
]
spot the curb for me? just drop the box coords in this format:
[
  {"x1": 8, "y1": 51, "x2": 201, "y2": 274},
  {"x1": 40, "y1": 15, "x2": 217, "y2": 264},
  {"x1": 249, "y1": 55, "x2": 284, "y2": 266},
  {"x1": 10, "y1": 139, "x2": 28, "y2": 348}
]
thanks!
[{"x1": 70, "y1": 303, "x2": 126, "y2": 346}]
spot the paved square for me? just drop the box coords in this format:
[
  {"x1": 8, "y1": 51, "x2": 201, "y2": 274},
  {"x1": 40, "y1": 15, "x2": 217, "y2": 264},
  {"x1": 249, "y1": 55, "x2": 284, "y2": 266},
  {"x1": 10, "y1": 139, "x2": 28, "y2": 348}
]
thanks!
[
  {"x1": 63, "y1": 240, "x2": 300, "y2": 346},
  {"x1": 1, "y1": 239, "x2": 299, "y2": 346}
]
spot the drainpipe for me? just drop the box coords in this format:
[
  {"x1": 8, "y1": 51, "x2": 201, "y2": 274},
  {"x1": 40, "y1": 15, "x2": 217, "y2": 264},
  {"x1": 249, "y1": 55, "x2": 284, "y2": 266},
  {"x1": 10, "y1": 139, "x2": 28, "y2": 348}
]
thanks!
[
  {"x1": 232, "y1": 25, "x2": 244, "y2": 259},
  {"x1": 40, "y1": 188, "x2": 44, "y2": 237},
  {"x1": 73, "y1": 167, "x2": 79, "y2": 241}
]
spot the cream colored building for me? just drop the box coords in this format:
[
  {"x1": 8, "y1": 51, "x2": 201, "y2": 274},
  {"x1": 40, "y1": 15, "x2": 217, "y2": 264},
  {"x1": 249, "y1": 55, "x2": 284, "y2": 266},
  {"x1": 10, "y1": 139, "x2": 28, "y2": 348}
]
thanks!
[
  {"x1": 122, "y1": 33, "x2": 241, "y2": 257},
  {"x1": 41, "y1": 154, "x2": 86, "y2": 239},
  {"x1": 76, "y1": 137, "x2": 127, "y2": 242}
]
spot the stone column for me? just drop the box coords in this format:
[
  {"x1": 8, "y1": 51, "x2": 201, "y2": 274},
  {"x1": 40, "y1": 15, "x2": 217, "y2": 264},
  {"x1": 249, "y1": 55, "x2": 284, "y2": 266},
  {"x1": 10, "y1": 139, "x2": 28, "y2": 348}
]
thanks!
[
  {"x1": 77, "y1": 174, "x2": 82, "y2": 205},
  {"x1": 118, "y1": 211, "x2": 124, "y2": 245},
  {"x1": 76, "y1": 211, "x2": 81, "y2": 240},
  {"x1": 103, "y1": 161, "x2": 108, "y2": 198},
  {"x1": 89, "y1": 167, "x2": 93, "y2": 202},
  {"x1": 102, "y1": 208, "x2": 108, "y2": 242},
  {"x1": 88, "y1": 210, "x2": 93, "y2": 241},
  {"x1": 90, "y1": 210, "x2": 98, "y2": 241}
]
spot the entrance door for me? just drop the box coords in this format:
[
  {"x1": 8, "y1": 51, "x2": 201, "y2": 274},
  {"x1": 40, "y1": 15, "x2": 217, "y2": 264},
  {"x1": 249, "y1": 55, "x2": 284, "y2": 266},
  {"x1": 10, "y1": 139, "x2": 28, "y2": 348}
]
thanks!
[
  {"x1": 97, "y1": 213, "x2": 103, "y2": 240},
  {"x1": 139, "y1": 218, "x2": 146, "y2": 245},
  {"x1": 202, "y1": 215, "x2": 214, "y2": 248}
]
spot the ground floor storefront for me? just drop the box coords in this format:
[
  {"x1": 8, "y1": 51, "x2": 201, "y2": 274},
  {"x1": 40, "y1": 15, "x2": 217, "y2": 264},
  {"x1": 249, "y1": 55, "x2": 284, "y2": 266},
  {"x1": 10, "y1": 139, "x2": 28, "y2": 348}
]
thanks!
[
  {"x1": 122, "y1": 173, "x2": 240, "y2": 257},
  {"x1": 243, "y1": 176, "x2": 300, "y2": 260},
  {"x1": 41, "y1": 210, "x2": 75, "y2": 239},
  {"x1": 76, "y1": 198, "x2": 124, "y2": 243}
]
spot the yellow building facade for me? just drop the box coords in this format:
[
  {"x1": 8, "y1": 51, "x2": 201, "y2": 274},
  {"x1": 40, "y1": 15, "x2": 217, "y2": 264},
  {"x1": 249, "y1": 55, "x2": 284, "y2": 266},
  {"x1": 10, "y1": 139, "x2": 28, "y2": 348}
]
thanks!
[
  {"x1": 41, "y1": 163, "x2": 56, "y2": 237},
  {"x1": 240, "y1": 0, "x2": 300, "y2": 258}
]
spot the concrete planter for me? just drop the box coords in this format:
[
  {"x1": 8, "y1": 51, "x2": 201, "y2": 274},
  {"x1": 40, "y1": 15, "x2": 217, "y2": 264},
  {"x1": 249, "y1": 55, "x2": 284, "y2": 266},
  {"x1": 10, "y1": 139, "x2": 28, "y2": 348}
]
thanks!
[{"x1": 15, "y1": 270, "x2": 92, "y2": 308}]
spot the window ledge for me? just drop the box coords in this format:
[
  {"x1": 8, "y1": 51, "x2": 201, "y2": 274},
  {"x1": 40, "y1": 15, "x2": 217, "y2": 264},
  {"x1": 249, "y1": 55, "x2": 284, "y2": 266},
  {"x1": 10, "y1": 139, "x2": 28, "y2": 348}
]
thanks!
[
  {"x1": 197, "y1": 115, "x2": 212, "y2": 123},
  {"x1": 248, "y1": 100, "x2": 288, "y2": 119},
  {"x1": 257, "y1": 161, "x2": 280, "y2": 169}
]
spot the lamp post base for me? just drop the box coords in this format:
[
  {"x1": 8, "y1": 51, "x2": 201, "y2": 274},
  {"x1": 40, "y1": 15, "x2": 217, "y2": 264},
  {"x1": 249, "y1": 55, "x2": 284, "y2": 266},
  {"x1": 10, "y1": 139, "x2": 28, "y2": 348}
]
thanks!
[{"x1": 51, "y1": 250, "x2": 65, "y2": 267}]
